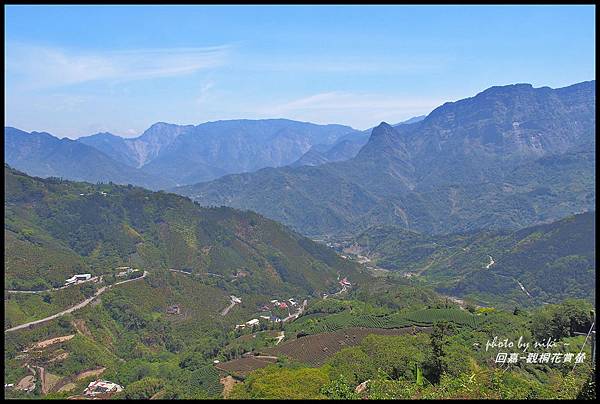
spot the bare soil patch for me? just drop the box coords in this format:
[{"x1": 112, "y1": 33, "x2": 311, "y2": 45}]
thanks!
[
  {"x1": 220, "y1": 375, "x2": 239, "y2": 398},
  {"x1": 25, "y1": 334, "x2": 75, "y2": 351}
]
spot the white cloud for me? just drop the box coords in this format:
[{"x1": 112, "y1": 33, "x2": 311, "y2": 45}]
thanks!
[
  {"x1": 195, "y1": 80, "x2": 216, "y2": 104},
  {"x1": 253, "y1": 91, "x2": 441, "y2": 129},
  {"x1": 5, "y1": 42, "x2": 230, "y2": 90},
  {"x1": 242, "y1": 54, "x2": 451, "y2": 74}
]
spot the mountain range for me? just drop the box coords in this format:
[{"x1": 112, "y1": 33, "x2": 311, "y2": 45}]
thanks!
[
  {"x1": 4, "y1": 127, "x2": 168, "y2": 190},
  {"x1": 290, "y1": 115, "x2": 426, "y2": 167},
  {"x1": 176, "y1": 81, "x2": 595, "y2": 238},
  {"x1": 5, "y1": 119, "x2": 362, "y2": 190}
]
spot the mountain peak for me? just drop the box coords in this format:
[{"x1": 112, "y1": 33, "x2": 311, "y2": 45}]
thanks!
[
  {"x1": 355, "y1": 121, "x2": 412, "y2": 170},
  {"x1": 374, "y1": 121, "x2": 394, "y2": 131},
  {"x1": 148, "y1": 121, "x2": 177, "y2": 130}
]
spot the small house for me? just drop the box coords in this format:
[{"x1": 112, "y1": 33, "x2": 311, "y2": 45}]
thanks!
[
  {"x1": 245, "y1": 319, "x2": 260, "y2": 327},
  {"x1": 166, "y1": 304, "x2": 181, "y2": 315}
]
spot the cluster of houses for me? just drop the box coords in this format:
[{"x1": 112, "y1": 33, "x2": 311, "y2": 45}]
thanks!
[
  {"x1": 235, "y1": 297, "x2": 301, "y2": 329},
  {"x1": 83, "y1": 380, "x2": 123, "y2": 397},
  {"x1": 259, "y1": 298, "x2": 298, "y2": 311},
  {"x1": 64, "y1": 273, "x2": 92, "y2": 286}
]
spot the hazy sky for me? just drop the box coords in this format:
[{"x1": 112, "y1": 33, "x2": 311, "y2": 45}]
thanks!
[{"x1": 4, "y1": 5, "x2": 595, "y2": 138}]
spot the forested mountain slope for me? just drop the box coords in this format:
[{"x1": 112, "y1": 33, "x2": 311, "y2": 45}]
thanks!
[
  {"x1": 4, "y1": 165, "x2": 362, "y2": 294},
  {"x1": 177, "y1": 81, "x2": 595, "y2": 238},
  {"x1": 347, "y1": 212, "x2": 595, "y2": 307}
]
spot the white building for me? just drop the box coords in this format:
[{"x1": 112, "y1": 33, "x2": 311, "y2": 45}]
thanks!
[
  {"x1": 245, "y1": 319, "x2": 260, "y2": 327},
  {"x1": 65, "y1": 274, "x2": 92, "y2": 285}
]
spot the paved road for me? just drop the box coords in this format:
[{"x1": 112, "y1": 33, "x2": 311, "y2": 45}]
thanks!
[
  {"x1": 220, "y1": 296, "x2": 241, "y2": 316},
  {"x1": 168, "y1": 269, "x2": 193, "y2": 276},
  {"x1": 5, "y1": 271, "x2": 147, "y2": 333},
  {"x1": 283, "y1": 299, "x2": 307, "y2": 322}
]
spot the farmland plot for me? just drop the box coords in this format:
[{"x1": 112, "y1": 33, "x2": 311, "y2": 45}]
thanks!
[
  {"x1": 215, "y1": 356, "x2": 278, "y2": 377},
  {"x1": 295, "y1": 308, "x2": 480, "y2": 335},
  {"x1": 261, "y1": 326, "x2": 431, "y2": 366}
]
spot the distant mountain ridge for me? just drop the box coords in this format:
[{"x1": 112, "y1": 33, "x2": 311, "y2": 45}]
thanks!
[
  {"x1": 4, "y1": 127, "x2": 171, "y2": 190},
  {"x1": 138, "y1": 119, "x2": 358, "y2": 185},
  {"x1": 80, "y1": 122, "x2": 195, "y2": 168},
  {"x1": 6, "y1": 119, "x2": 360, "y2": 189},
  {"x1": 291, "y1": 115, "x2": 426, "y2": 168},
  {"x1": 176, "y1": 80, "x2": 595, "y2": 237}
]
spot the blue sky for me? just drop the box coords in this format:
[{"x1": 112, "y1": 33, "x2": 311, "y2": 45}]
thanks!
[{"x1": 4, "y1": 5, "x2": 595, "y2": 138}]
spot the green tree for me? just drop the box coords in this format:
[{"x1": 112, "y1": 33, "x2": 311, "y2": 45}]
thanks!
[
  {"x1": 118, "y1": 377, "x2": 164, "y2": 399},
  {"x1": 320, "y1": 375, "x2": 360, "y2": 399},
  {"x1": 429, "y1": 321, "x2": 454, "y2": 383}
]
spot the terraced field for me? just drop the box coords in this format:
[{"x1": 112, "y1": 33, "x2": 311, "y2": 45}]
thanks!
[
  {"x1": 192, "y1": 365, "x2": 224, "y2": 397},
  {"x1": 261, "y1": 326, "x2": 431, "y2": 366},
  {"x1": 294, "y1": 308, "x2": 481, "y2": 335},
  {"x1": 214, "y1": 356, "x2": 278, "y2": 377}
]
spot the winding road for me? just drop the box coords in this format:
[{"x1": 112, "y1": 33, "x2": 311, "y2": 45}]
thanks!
[{"x1": 5, "y1": 271, "x2": 148, "y2": 333}]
